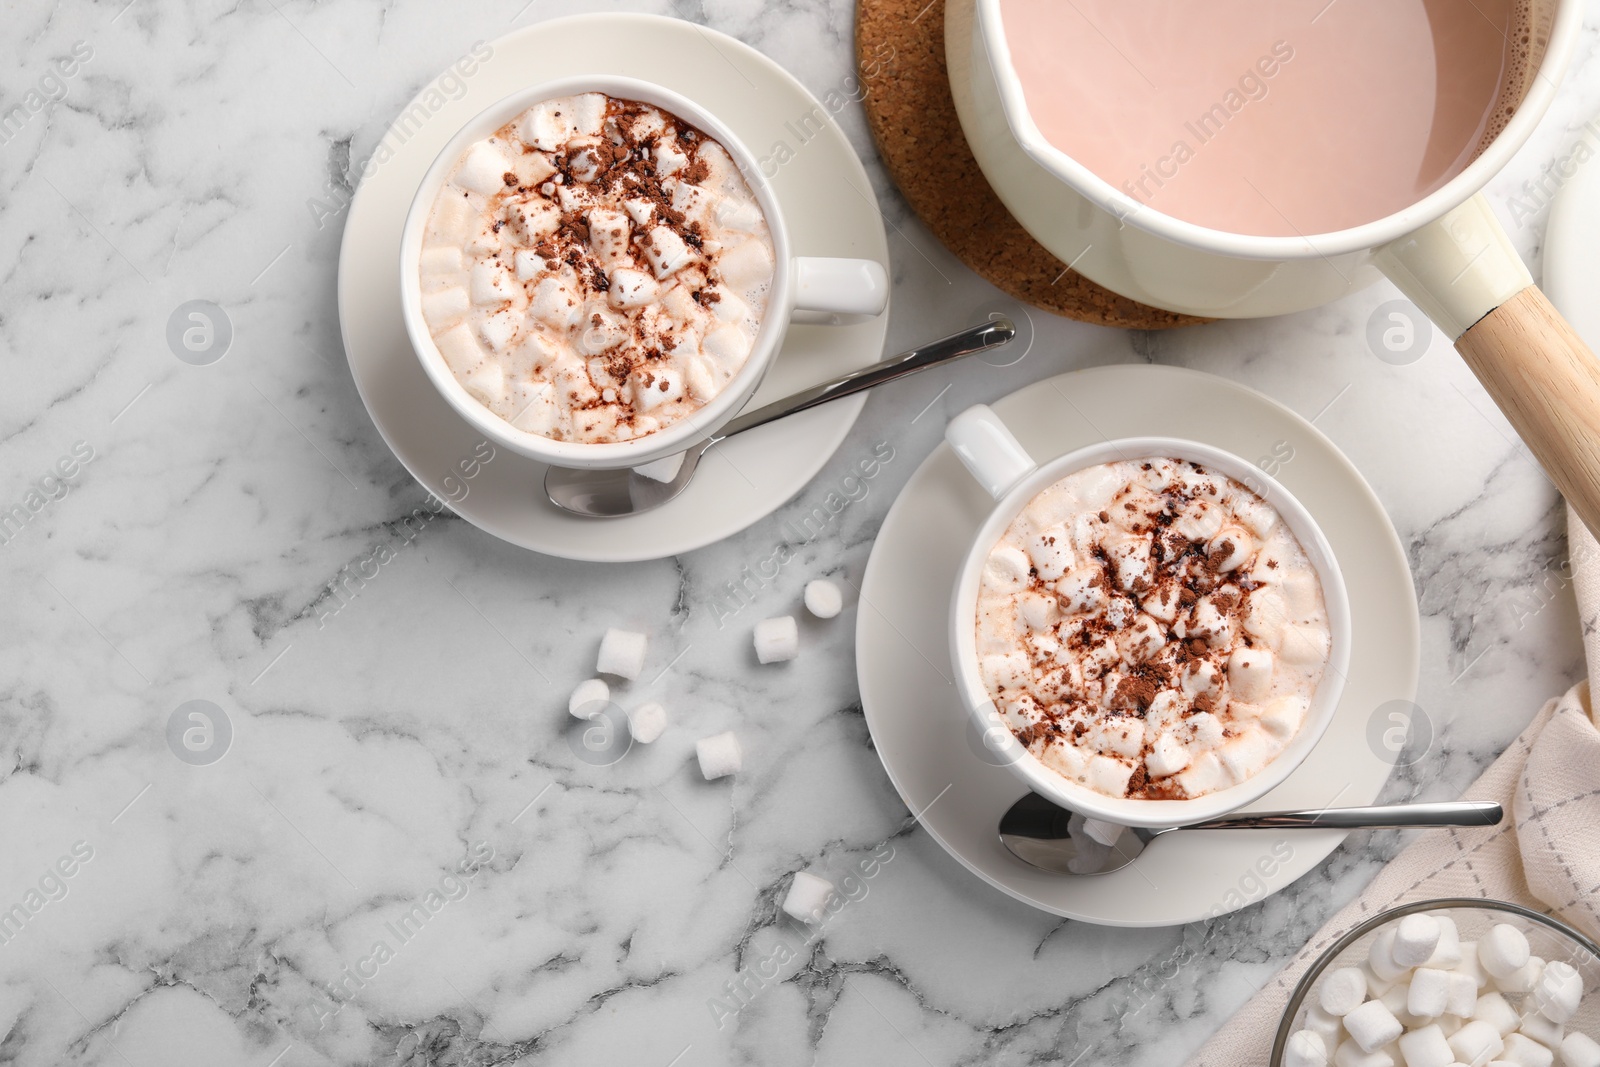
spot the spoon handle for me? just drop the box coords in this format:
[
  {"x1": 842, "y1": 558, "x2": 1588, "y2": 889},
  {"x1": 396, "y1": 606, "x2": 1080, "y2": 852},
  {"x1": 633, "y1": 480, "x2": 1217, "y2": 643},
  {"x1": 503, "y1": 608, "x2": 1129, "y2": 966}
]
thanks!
[
  {"x1": 1180, "y1": 799, "x2": 1503, "y2": 833},
  {"x1": 717, "y1": 317, "x2": 1016, "y2": 439}
]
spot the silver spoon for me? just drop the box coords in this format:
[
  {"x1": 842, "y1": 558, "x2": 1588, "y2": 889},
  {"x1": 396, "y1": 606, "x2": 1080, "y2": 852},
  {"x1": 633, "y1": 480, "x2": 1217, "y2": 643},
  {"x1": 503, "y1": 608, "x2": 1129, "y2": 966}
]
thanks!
[
  {"x1": 998, "y1": 791, "x2": 1503, "y2": 876},
  {"x1": 544, "y1": 317, "x2": 1016, "y2": 517}
]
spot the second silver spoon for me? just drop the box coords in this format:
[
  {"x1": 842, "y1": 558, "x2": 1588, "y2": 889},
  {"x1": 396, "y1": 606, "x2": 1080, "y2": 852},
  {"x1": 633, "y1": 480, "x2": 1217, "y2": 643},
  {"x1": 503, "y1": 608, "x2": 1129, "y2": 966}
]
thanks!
[
  {"x1": 999, "y1": 792, "x2": 1503, "y2": 875},
  {"x1": 543, "y1": 317, "x2": 1015, "y2": 518}
]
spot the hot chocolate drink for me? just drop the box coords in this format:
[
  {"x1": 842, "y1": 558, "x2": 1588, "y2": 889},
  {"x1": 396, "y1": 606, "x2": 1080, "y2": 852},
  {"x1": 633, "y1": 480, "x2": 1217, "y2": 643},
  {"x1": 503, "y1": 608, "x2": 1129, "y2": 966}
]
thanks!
[
  {"x1": 975, "y1": 457, "x2": 1331, "y2": 800},
  {"x1": 999, "y1": 0, "x2": 1538, "y2": 236},
  {"x1": 417, "y1": 93, "x2": 776, "y2": 443}
]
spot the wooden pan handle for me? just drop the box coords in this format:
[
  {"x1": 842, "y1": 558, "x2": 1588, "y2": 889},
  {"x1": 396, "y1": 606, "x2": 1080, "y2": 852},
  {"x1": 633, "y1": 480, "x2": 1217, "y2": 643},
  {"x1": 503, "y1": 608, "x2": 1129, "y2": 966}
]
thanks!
[{"x1": 1456, "y1": 285, "x2": 1600, "y2": 535}]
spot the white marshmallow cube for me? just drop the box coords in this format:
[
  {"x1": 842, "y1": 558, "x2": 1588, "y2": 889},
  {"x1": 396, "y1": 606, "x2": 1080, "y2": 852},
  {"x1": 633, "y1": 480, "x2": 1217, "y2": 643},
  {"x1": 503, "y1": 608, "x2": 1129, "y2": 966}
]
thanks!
[
  {"x1": 1304, "y1": 1004, "x2": 1345, "y2": 1045},
  {"x1": 1501, "y1": 1033, "x2": 1555, "y2": 1067},
  {"x1": 568, "y1": 678, "x2": 609, "y2": 719},
  {"x1": 1364, "y1": 963, "x2": 1399, "y2": 998},
  {"x1": 1456, "y1": 942, "x2": 1490, "y2": 988},
  {"x1": 1286, "y1": 1030, "x2": 1330, "y2": 1067},
  {"x1": 1347, "y1": 1000, "x2": 1406, "y2": 1053},
  {"x1": 1444, "y1": 972, "x2": 1478, "y2": 1018},
  {"x1": 754, "y1": 616, "x2": 799, "y2": 664},
  {"x1": 805, "y1": 579, "x2": 843, "y2": 619},
  {"x1": 1408, "y1": 968, "x2": 1451, "y2": 1019},
  {"x1": 628, "y1": 702, "x2": 667, "y2": 744},
  {"x1": 1228, "y1": 647, "x2": 1275, "y2": 703},
  {"x1": 781, "y1": 871, "x2": 836, "y2": 924},
  {"x1": 1561, "y1": 1032, "x2": 1600, "y2": 1067},
  {"x1": 1145, "y1": 731, "x2": 1193, "y2": 779},
  {"x1": 1534, "y1": 960, "x2": 1582, "y2": 1024},
  {"x1": 1371, "y1": 928, "x2": 1415, "y2": 983},
  {"x1": 1500, "y1": 957, "x2": 1546, "y2": 995},
  {"x1": 1382, "y1": 983, "x2": 1423, "y2": 1029},
  {"x1": 1448, "y1": 1020, "x2": 1505, "y2": 1065},
  {"x1": 1334, "y1": 1041, "x2": 1396, "y2": 1067},
  {"x1": 1470, "y1": 994, "x2": 1517, "y2": 1040},
  {"x1": 1521, "y1": 1014, "x2": 1566, "y2": 1049},
  {"x1": 1397, "y1": 1024, "x2": 1454, "y2": 1067},
  {"x1": 454, "y1": 142, "x2": 512, "y2": 195},
  {"x1": 1480, "y1": 925, "x2": 1532, "y2": 980},
  {"x1": 1320, "y1": 967, "x2": 1370, "y2": 1016},
  {"x1": 696, "y1": 732, "x2": 743, "y2": 780},
  {"x1": 597, "y1": 628, "x2": 648, "y2": 680},
  {"x1": 1427, "y1": 916, "x2": 1464, "y2": 969},
  {"x1": 1395, "y1": 915, "x2": 1443, "y2": 968}
]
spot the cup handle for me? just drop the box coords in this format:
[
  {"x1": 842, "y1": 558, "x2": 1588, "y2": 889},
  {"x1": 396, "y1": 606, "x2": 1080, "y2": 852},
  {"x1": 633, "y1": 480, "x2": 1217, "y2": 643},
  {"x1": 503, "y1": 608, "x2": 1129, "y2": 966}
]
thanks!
[
  {"x1": 788, "y1": 257, "x2": 889, "y2": 325},
  {"x1": 946, "y1": 404, "x2": 1036, "y2": 500},
  {"x1": 1375, "y1": 193, "x2": 1600, "y2": 535}
]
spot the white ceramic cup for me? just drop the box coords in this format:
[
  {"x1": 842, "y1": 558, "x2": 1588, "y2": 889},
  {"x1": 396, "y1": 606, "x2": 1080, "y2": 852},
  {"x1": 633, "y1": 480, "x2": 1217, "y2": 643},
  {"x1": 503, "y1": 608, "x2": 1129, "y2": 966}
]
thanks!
[
  {"x1": 943, "y1": 404, "x2": 1352, "y2": 829},
  {"x1": 399, "y1": 75, "x2": 889, "y2": 470},
  {"x1": 958, "y1": 1, "x2": 1600, "y2": 540}
]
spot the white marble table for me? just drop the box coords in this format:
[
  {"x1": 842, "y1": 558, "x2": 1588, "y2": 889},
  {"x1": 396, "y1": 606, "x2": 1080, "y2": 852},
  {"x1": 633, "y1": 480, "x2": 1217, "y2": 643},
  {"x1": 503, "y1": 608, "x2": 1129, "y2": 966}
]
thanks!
[{"x1": 2, "y1": 2, "x2": 1597, "y2": 1064}]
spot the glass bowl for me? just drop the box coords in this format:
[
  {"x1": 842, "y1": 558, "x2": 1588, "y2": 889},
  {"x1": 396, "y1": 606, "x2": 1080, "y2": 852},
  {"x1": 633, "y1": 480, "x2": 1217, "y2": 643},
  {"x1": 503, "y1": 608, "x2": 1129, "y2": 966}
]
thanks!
[{"x1": 1271, "y1": 898, "x2": 1600, "y2": 1065}]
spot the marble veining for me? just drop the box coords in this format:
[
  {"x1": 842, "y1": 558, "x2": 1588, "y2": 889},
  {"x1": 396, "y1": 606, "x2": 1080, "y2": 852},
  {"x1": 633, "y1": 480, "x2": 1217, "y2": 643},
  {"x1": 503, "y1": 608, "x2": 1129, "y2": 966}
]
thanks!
[{"x1": 0, "y1": 1, "x2": 1597, "y2": 1064}]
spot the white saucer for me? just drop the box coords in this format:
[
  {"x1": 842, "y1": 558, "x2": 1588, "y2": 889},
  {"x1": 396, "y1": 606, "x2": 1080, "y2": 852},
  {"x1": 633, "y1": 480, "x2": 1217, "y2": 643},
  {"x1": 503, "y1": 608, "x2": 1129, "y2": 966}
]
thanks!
[
  {"x1": 337, "y1": 14, "x2": 889, "y2": 563},
  {"x1": 856, "y1": 364, "x2": 1420, "y2": 927}
]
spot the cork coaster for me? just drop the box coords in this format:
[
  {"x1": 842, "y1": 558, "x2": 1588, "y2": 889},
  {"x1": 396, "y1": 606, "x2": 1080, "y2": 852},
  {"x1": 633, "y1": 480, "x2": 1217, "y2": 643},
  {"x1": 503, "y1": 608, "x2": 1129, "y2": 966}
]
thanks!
[{"x1": 855, "y1": 0, "x2": 1208, "y2": 329}]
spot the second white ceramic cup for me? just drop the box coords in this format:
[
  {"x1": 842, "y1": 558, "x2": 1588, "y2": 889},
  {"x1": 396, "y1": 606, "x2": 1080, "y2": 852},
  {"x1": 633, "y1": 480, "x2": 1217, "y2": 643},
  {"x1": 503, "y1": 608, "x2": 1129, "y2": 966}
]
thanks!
[{"x1": 944, "y1": 403, "x2": 1352, "y2": 829}]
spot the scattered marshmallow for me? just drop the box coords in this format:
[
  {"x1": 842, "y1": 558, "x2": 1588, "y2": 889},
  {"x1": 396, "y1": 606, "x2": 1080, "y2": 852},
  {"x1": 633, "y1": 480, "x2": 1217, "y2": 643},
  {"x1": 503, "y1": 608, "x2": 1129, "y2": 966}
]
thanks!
[
  {"x1": 597, "y1": 628, "x2": 648, "y2": 680},
  {"x1": 1345, "y1": 1000, "x2": 1405, "y2": 1053},
  {"x1": 805, "y1": 579, "x2": 844, "y2": 619},
  {"x1": 1320, "y1": 968, "x2": 1369, "y2": 1016},
  {"x1": 1480, "y1": 924, "x2": 1532, "y2": 980},
  {"x1": 568, "y1": 678, "x2": 609, "y2": 719},
  {"x1": 1394, "y1": 914, "x2": 1442, "y2": 968},
  {"x1": 628, "y1": 702, "x2": 667, "y2": 744},
  {"x1": 781, "y1": 871, "x2": 836, "y2": 924},
  {"x1": 754, "y1": 616, "x2": 799, "y2": 663},
  {"x1": 1396, "y1": 1024, "x2": 1453, "y2": 1067},
  {"x1": 696, "y1": 732, "x2": 742, "y2": 780},
  {"x1": 1285, "y1": 1030, "x2": 1329, "y2": 1067}
]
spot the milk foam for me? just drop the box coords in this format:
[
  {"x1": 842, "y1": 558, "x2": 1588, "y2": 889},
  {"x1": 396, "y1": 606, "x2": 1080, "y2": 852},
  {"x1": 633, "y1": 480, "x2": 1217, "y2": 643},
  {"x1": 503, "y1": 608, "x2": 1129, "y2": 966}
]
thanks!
[
  {"x1": 975, "y1": 458, "x2": 1330, "y2": 801},
  {"x1": 418, "y1": 93, "x2": 775, "y2": 443}
]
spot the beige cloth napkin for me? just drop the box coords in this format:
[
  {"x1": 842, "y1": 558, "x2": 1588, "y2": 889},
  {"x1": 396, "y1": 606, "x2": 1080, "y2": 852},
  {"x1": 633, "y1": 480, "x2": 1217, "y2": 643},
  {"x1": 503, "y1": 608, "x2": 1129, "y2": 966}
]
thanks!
[{"x1": 1189, "y1": 509, "x2": 1600, "y2": 1064}]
